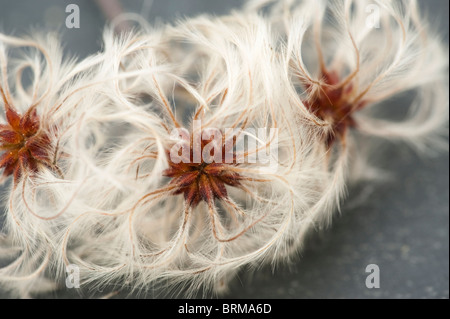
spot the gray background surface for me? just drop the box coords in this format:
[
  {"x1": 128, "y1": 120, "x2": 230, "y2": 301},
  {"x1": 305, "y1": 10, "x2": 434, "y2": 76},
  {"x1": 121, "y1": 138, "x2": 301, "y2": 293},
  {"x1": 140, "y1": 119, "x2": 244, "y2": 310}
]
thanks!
[{"x1": 0, "y1": 0, "x2": 448, "y2": 299}]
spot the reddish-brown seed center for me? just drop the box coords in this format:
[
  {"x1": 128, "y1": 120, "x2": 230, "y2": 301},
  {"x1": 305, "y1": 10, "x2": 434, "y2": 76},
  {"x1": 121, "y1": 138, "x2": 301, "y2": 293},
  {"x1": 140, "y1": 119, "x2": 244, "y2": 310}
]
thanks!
[
  {"x1": 0, "y1": 105, "x2": 51, "y2": 183},
  {"x1": 163, "y1": 130, "x2": 243, "y2": 207},
  {"x1": 303, "y1": 70, "x2": 366, "y2": 146}
]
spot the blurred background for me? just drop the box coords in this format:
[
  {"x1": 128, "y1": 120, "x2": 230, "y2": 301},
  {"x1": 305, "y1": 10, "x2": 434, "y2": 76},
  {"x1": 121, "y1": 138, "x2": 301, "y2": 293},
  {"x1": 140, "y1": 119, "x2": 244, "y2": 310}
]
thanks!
[{"x1": 0, "y1": 0, "x2": 448, "y2": 299}]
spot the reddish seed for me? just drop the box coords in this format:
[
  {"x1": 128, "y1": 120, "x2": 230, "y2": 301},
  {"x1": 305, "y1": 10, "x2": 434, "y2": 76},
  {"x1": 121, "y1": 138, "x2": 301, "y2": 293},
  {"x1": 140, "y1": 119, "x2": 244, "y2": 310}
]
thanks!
[
  {"x1": 163, "y1": 130, "x2": 243, "y2": 208},
  {"x1": 0, "y1": 104, "x2": 51, "y2": 184},
  {"x1": 303, "y1": 70, "x2": 364, "y2": 146}
]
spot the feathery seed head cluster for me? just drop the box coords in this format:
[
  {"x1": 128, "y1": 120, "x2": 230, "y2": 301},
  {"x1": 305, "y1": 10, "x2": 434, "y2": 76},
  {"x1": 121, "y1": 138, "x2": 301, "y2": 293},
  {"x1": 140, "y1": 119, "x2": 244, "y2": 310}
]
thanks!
[{"x1": 0, "y1": 0, "x2": 448, "y2": 297}]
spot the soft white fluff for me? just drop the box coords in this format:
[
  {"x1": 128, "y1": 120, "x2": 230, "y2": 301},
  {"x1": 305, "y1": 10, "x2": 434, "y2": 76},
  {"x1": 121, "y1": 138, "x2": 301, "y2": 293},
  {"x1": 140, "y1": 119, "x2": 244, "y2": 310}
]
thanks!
[
  {"x1": 51, "y1": 17, "x2": 336, "y2": 296},
  {"x1": 247, "y1": 0, "x2": 449, "y2": 177}
]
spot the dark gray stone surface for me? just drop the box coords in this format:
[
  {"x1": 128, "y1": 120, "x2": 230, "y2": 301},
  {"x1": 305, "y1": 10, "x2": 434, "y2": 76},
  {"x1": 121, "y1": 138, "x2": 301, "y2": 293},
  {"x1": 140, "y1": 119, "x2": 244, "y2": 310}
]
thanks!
[{"x1": 0, "y1": 0, "x2": 448, "y2": 299}]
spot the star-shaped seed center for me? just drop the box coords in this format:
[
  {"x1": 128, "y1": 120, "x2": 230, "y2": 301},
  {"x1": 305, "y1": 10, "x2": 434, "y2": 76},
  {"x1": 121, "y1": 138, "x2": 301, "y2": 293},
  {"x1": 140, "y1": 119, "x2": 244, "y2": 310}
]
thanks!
[
  {"x1": 0, "y1": 105, "x2": 51, "y2": 183},
  {"x1": 303, "y1": 70, "x2": 366, "y2": 146},
  {"x1": 163, "y1": 130, "x2": 242, "y2": 207}
]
